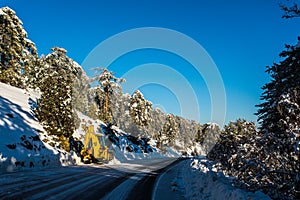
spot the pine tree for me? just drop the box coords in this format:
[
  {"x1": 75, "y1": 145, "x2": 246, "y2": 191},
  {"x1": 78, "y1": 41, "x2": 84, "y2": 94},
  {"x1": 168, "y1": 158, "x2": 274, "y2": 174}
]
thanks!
[
  {"x1": 87, "y1": 86, "x2": 107, "y2": 120},
  {"x1": 255, "y1": 38, "x2": 300, "y2": 199},
  {"x1": 147, "y1": 108, "x2": 166, "y2": 140},
  {"x1": 110, "y1": 92, "x2": 132, "y2": 131},
  {"x1": 208, "y1": 119, "x2": 258, "y2": 173},
  {"x1": 0, "y1": 7, "x2": 37, "y2": 88},
  {"x1": 92, "y1": 68, "x2": 125, "y2": 123},
  {"x1": 35, "y1": 47, "x2": 79, "y2": 150},
  {"x1": 160, "y1": 114, "x2": 179, "y2": 146},
  {"x1": 71, "y1": 61, "x2": 90, "y2": 114},
  {"x1": 129, "y1": 90, "x2": 152, "y2": 127},
  {"x1": 256, "y1": 39, "x2": 300, "y2": 151},
  {"x1": 176, "y1": 116, "x2": 201, "y2": 152},
  {"x1": 208, "y1": 39, "x2": 300, "y2": 199}
]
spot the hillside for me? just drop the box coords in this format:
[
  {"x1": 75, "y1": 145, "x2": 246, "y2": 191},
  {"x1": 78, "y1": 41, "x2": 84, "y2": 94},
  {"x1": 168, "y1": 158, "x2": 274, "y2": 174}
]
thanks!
[
  {"x1": 0, "y1": 82, "x2": 76, "y2": 171},
  {"x1": 0, "y1": 82, "x2": 182, "y2": 171}
]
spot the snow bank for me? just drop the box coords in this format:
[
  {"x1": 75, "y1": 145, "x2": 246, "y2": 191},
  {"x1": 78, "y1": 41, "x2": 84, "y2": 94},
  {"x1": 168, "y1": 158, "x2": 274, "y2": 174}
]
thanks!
[
  {"x1": 181, "y1": 157, "x2": 271, "y2": 200},
  {"x1": 111, "y1": 145, "x2": 180, "y2": 164},
  {"x1": 0, "y1": 82, "x2": 76, "y2": 172},
  {"x1": 73, "y1": 111, "x2": 175, "y2": 166},
  {"x1": 0, "y1": 82, "x2": 181, "y2": 171}
]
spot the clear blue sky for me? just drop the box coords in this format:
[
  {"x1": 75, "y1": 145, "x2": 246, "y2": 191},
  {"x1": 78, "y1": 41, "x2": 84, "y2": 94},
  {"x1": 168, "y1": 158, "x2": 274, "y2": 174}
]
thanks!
[{"x1": 1, "y1": 0, "x2": 299, "y2": 126}]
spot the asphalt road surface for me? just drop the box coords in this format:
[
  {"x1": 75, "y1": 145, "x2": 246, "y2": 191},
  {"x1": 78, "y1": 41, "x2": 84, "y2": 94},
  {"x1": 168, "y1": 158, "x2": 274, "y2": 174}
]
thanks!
[{"x1": 0, "y1": 158, "x2": 188, "y2": 200}]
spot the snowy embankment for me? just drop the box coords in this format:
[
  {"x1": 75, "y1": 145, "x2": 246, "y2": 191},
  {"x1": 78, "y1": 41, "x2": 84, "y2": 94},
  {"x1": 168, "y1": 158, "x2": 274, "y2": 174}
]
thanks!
[
  {"x1": 74, "y1": 112, "x2": 181, "y2": 164},
  {"x1": 181, "y1": 157, "x2": 271, "y2": 200},
  {"x1": 153, "y1": 157, "x2": 270, "y2": 200},
  {"x1": 0, "y1": 82, "x2": 76, "y2": 172},
  {"x1": 0, "y1": 82, "x2": 177, "y2": 172}
]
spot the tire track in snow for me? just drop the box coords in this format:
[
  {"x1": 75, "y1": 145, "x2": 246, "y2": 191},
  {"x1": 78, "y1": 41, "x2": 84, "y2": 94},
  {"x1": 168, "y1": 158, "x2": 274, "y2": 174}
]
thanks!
[
  {"x1": 29, "y1": 173, "x2": 110, "y2": 199},
  {"x1": 0, "y1": 168, "x2": 84, "y2": 197},
  {"x1": 102, "y1": 173, "x2": 147, "y2": 199},
  {"x1": 0, "y1": 166, "x2": 84, "y2": 188},
  {"x1": 46, "y1": 172, "x2": 134, "y2": 200},
  {"x1": 1, "y1": 170, "x2": 94, "y2": 199},
  {"x1": 0, "y1": 158, "x2": 186, "y2": 200},
  {"x1": 126, "y1": 158, "x2": 185, "y2": 200},
  {"x1": 0, "y1": 166, "x2": 129, "y2": 199}
]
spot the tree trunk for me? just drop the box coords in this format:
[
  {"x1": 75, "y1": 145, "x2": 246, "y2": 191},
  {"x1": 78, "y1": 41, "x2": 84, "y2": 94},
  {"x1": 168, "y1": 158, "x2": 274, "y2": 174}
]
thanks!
[{"x1": 105, "y1": 92, "x2": 109, "y2": 119}]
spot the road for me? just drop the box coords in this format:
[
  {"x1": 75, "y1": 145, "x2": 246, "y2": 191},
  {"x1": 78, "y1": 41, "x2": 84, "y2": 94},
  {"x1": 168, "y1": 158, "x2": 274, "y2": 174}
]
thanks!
[{"x1": 0, "y1": 158, "x2": 188, "y2": 200}]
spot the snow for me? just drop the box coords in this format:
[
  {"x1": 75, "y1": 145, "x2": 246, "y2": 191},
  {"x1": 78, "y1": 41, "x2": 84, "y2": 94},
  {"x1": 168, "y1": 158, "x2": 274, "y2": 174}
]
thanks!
[
  {"x1": 102, "y1": 174, "x2": 144, "y2": 199},
  {"x1": 74, "y1": 110, "x2": 179, "y2": 164},
  {"x1": 131, "y1": 102, "x2": 138, "y2": 108},
  {"x1": 178, "y1": 157, "x2": 271, "y2": 200},
  {"x1": 0, "y1": 82, "x2": 75, "y2": 172},
  {"x1": 152, "y1": 157, "x2": 271, "y2": 200},
  {"x1": 0, "y1": 80, "x2": 185, "y2": 171},
  {"x1": 0, "y1": 8, "x2": 5, "y2": 16},
  {"x1": 0, "y1": 82, "x2": 272, "y2": 199},
  {"x1": 0, "y1": 83, "x2": 180, "y2": 170}
]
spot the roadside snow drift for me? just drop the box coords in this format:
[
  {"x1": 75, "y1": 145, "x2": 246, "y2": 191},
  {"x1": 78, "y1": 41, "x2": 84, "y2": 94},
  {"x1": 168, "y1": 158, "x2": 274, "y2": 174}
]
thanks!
[{"x1": 182, "y1": 157, "x2": 271, "y2": 200}]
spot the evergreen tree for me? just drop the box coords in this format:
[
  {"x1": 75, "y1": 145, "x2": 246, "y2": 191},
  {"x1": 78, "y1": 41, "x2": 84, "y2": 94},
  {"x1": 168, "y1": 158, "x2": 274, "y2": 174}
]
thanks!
[
  {"x1": 129, "y1": 90, "x2": 152, "y2": 127},
  {"x1": 0, "y1": 7, "x2": 37, "y2": 88},
  {"x1": 147, "y1": 108, "x2": 166, "y2": 139},
  {"x1": 256, "y1": 39, "x2": 300, "y2": 199},
  {"x1": 208, "y1": 39, "x2": 300, "y2": 200},
  {"x1": 35, "y1": 47, "x2": 79, "y2": 150},
  {"x1": 159, "y1": 114, "x2": 179, "y2": 146},
  {"x1": 71, "y1": 61, "x2": 90, "y2": 113},
  {"x1": 208, "y1": 119, "x2": 258, "y2": 173},
  {"x1": 92, "y1": 68, "x2": 125, "y2": 123},
  {"x1": 111, "y1": 92, "x2": 132, "y2": 131},
  {"x1": 194, "y1": 127, "x2": 204, "y2": 144},
  {"x1": 176, "y1": 116, "x2": 201, "y2": 152},
  {"x1": 85, "y1": 89, "x2": 100, "y2": 120},
  {"x1": 256, "y1": 39, "x2": 300, "y2": 152},
  {"x1": 87, "y1": 86, "x2": 107, "y2": 121},
  {"x1": 24, "y1": 57, "x2": 43, "y2": 88}
]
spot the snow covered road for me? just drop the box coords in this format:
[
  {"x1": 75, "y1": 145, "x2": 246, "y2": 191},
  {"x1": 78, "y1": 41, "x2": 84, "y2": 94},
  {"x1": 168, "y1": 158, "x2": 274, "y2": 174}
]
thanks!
[
  {"x1": 0, "y1": 157, "x2": 183, "y2": 200},
  {"x1": 0, "y1": 157, "x2": 270, "y2": 200}
]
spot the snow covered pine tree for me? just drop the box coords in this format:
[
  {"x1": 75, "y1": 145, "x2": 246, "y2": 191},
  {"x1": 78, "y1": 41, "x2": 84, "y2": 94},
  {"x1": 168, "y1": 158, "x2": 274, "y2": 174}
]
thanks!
[
  {"x1": 129, "y1": 90, "x2": 152, "y2": 127},
  {"x1": 157, "y1": 114, "x2": 179, "y2": 149},
  {"x1": 256, "y1": 38, "x2": 300, "y2": 199},
  {"x1": 91, "y1": 68, "x2": 125, "y2": 123},
  {"x1": 35, "y1": 47, "x2": 80, "y2": 150},
  {"x1": 0, "y1": 7, "x2": 37, "y2": 88}
]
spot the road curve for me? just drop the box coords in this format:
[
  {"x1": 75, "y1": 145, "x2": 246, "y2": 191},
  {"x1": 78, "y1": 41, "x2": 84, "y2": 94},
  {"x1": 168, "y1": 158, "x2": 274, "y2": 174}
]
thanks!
[{"x1": 0, "y1": 158, "x2": 187, "y2": 200}]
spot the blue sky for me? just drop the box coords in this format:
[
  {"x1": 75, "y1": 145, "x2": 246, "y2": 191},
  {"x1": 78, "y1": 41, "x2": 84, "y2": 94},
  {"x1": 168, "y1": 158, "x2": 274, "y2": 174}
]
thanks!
[{"x1": 1, "y1": 0, "x2": 299, "y2": 126}]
